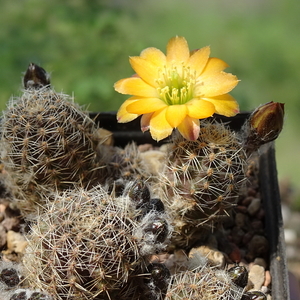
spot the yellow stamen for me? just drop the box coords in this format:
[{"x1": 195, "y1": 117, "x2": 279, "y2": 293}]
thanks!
[{"x1": 157, "y1": 64, "x2": 196, "y2": 105}]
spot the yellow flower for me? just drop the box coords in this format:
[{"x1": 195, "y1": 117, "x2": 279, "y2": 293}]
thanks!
[{"x1": 114, "y1": 36, "x2": 239, "y2": 141}]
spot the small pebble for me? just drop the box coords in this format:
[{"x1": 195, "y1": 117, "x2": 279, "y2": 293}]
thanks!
[
  {"x1": 189, "y1": 245, "x2": 225, "y2": 268},
  {"x1": 253, "y1": 258, "x2": 267, "y2": 269},
  {"x1": 6, "y1": 231, "x2": 28, "y2": 254},
  {"x1": 2, "y1": 217, "x2": 20, "y2": 232},
  {"x1": 0, "y1": 211, "x2": 5, "y2": 223},
  {"x1": 248, "y1": 235, "x2": 269, "y2": 257},
  {"x1": 261, "y1": 285, "x2": 269, "y2": 294},
  {"x1": 251, "y1": 220, "x2": 263, "y2": 231},
  {"x1": 247, "y1": 198, "x2": 261, "y2": 216},
  {"x1": 242, "y1": 196, "x2": 253, "y2": 207},
  {"x1": 0, "y1": 204, "x2": 6, "y2": 213},
  {"x1": 138, "y1": 143, "x2": 153, "y2": 152},
  {"x1": 256, "y1": 208, "x2": 265, "y2": 220},
  {"x1": 0, "y1": 224, "x2": 7, "y2": 248},
  {"x1": 249, "y1": 265, "x2": 265, "y2": 290},
  {"x1": 236, "y1": 205, "x2": 248, "y2": 214},
  {"x1": 247, "y1": 188, "x2": 257, "y2": 197},
  {"x1": 235, "y1": 212, "x2": 247, "y2": 228},
  {"x1": 230, "y1": 227, "x2": 245, "y2": 245},
  {"x1": 154, "y1": 250, "x2": 188, "y2": 274},
  {"x1": 263, "y1": 270, "x2": 272, "y2": 287},
  {"x1": 95, "y1": 128, "x2": 113, "y2": 146},
  {"x1": 228, "y1": 242, "x2": 242, "y2": 263},
  {"x1": 243, "y1": 231, "x2": 254, "y2": 245}
]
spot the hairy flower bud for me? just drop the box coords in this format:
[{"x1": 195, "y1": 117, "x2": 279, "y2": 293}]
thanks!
[
  {"x1": 243, "y1": 102, "x2": 284, "y2": 154},
  {"x1": 23, "y1": 63, "x2": 51, "y2": 89},
  {"x1": 250, "y1": 102, "x2": 284, "y2": 141}
]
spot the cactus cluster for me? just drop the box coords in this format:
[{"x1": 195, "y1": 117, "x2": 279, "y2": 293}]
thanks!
[
  {"x1": 0, "y1": 64, "x2": 279, "y2": 300},
  {"x1": 158, "y1": 120, "x2": 247, "y2": 248}
]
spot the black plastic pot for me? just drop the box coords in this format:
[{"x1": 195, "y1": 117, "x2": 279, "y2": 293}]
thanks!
[{"x1": 92, "y1": 112, "x2": 290, "y2": 300}]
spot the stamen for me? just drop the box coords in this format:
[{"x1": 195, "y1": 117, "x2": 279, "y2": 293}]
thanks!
[{"x1": 157, "y1": 64, "x2": 196, "y2": 105}]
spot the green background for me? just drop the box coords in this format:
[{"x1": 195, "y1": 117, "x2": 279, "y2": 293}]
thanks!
[{"x1": 1, "y1": 0, "x2": 299, "y2": 202}]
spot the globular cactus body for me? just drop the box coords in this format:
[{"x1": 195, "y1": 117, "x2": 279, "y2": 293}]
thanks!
[
  {"x1": 23, "y1": 186, "x2": 141, "y2": 299},
  {"x1": 0, "y1": 86, "x2": 105, "y2": 214},
  {"x1": 165, "y1": 266, "x2": 244, "y2": 300},
  {"x1": 23, "y1": 184, "x2": 172, "y2": 300},
  {"x1": 159, "y1": 120, "x2": 247, "y2": 248}
]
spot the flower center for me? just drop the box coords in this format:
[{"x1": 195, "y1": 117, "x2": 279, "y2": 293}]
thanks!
[{"x1": 156, "y1": 64, "x2": 196, "y2": 105}]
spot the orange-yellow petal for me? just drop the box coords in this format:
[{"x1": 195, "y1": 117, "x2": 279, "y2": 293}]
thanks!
[
  {"x1": 140, "y1": 47, "x2": 166, "y2": 65},
  {"x1": 200, "y1": 57, "x2": 229, "y2": 77},
  {"x1": 196, "y1": 72, "x2": 239, "y2": 97},
  {"x1": 186, "y1": 99, "x2": 216, "y2": 119},
  {"x1": 114, "y1": 77, "x2": 159, "y2": 97},
  {"x1": 177, "y1": 116, "x2": 200, "y2": 141},
  {"x1": 149, "y1": 108, "x2": 173, "y2": 141},
  {"x1": 126, "y1": 98, "x2": 167, "y2": 114},
  {"x1": 203, "y1": 94, "x2": 239, "y2": 117},
  {"x1": 117, "y1": 97, "x2": 140, "y2": 122},
  {"x1": 129, "y1": 56, "x2": 159, "y2": 87},
  {"x1": 141, "y1": 113, "x2": 153, "y2": 132},
  {"x1": 165, "y1": 105, "x2": 187, "y2": 128},
  {"x1": 188, "y1": 46, "x2": 210, "y2": 76},
  {"x1": 166, "y1": 36, "x2": 190, "y2": 63}
]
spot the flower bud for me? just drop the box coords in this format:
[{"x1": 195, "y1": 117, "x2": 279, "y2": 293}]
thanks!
[
  {"x1": 250, "y1": 102, "x2": 284, "y2": 142},
  {"x1": 243, "y1": 102, "x2": 284, "y2": 154},
  {"x1": 23, "y1": 63, "x2": 51, "y2": 89}
]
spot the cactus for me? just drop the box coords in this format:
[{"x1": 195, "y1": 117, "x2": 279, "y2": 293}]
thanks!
[
  {"x1": 0, "y1": 65, "x2": 106, "y2": 215},
  {"x1": 158, "y1": 120, "x2": 247, "y2": 248},
  {"x1": 22, "y1": 183, "x2": 172, "y2": 300},
  {"x1": 109, "y1": 142, "x2": 152, "y2": 183},
  {"x1": 164, "y1": 265, "x2": 244, "y2": 300},
  {"x1": 22, "y1": 185, "x2": 141, "y2": 299}
]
